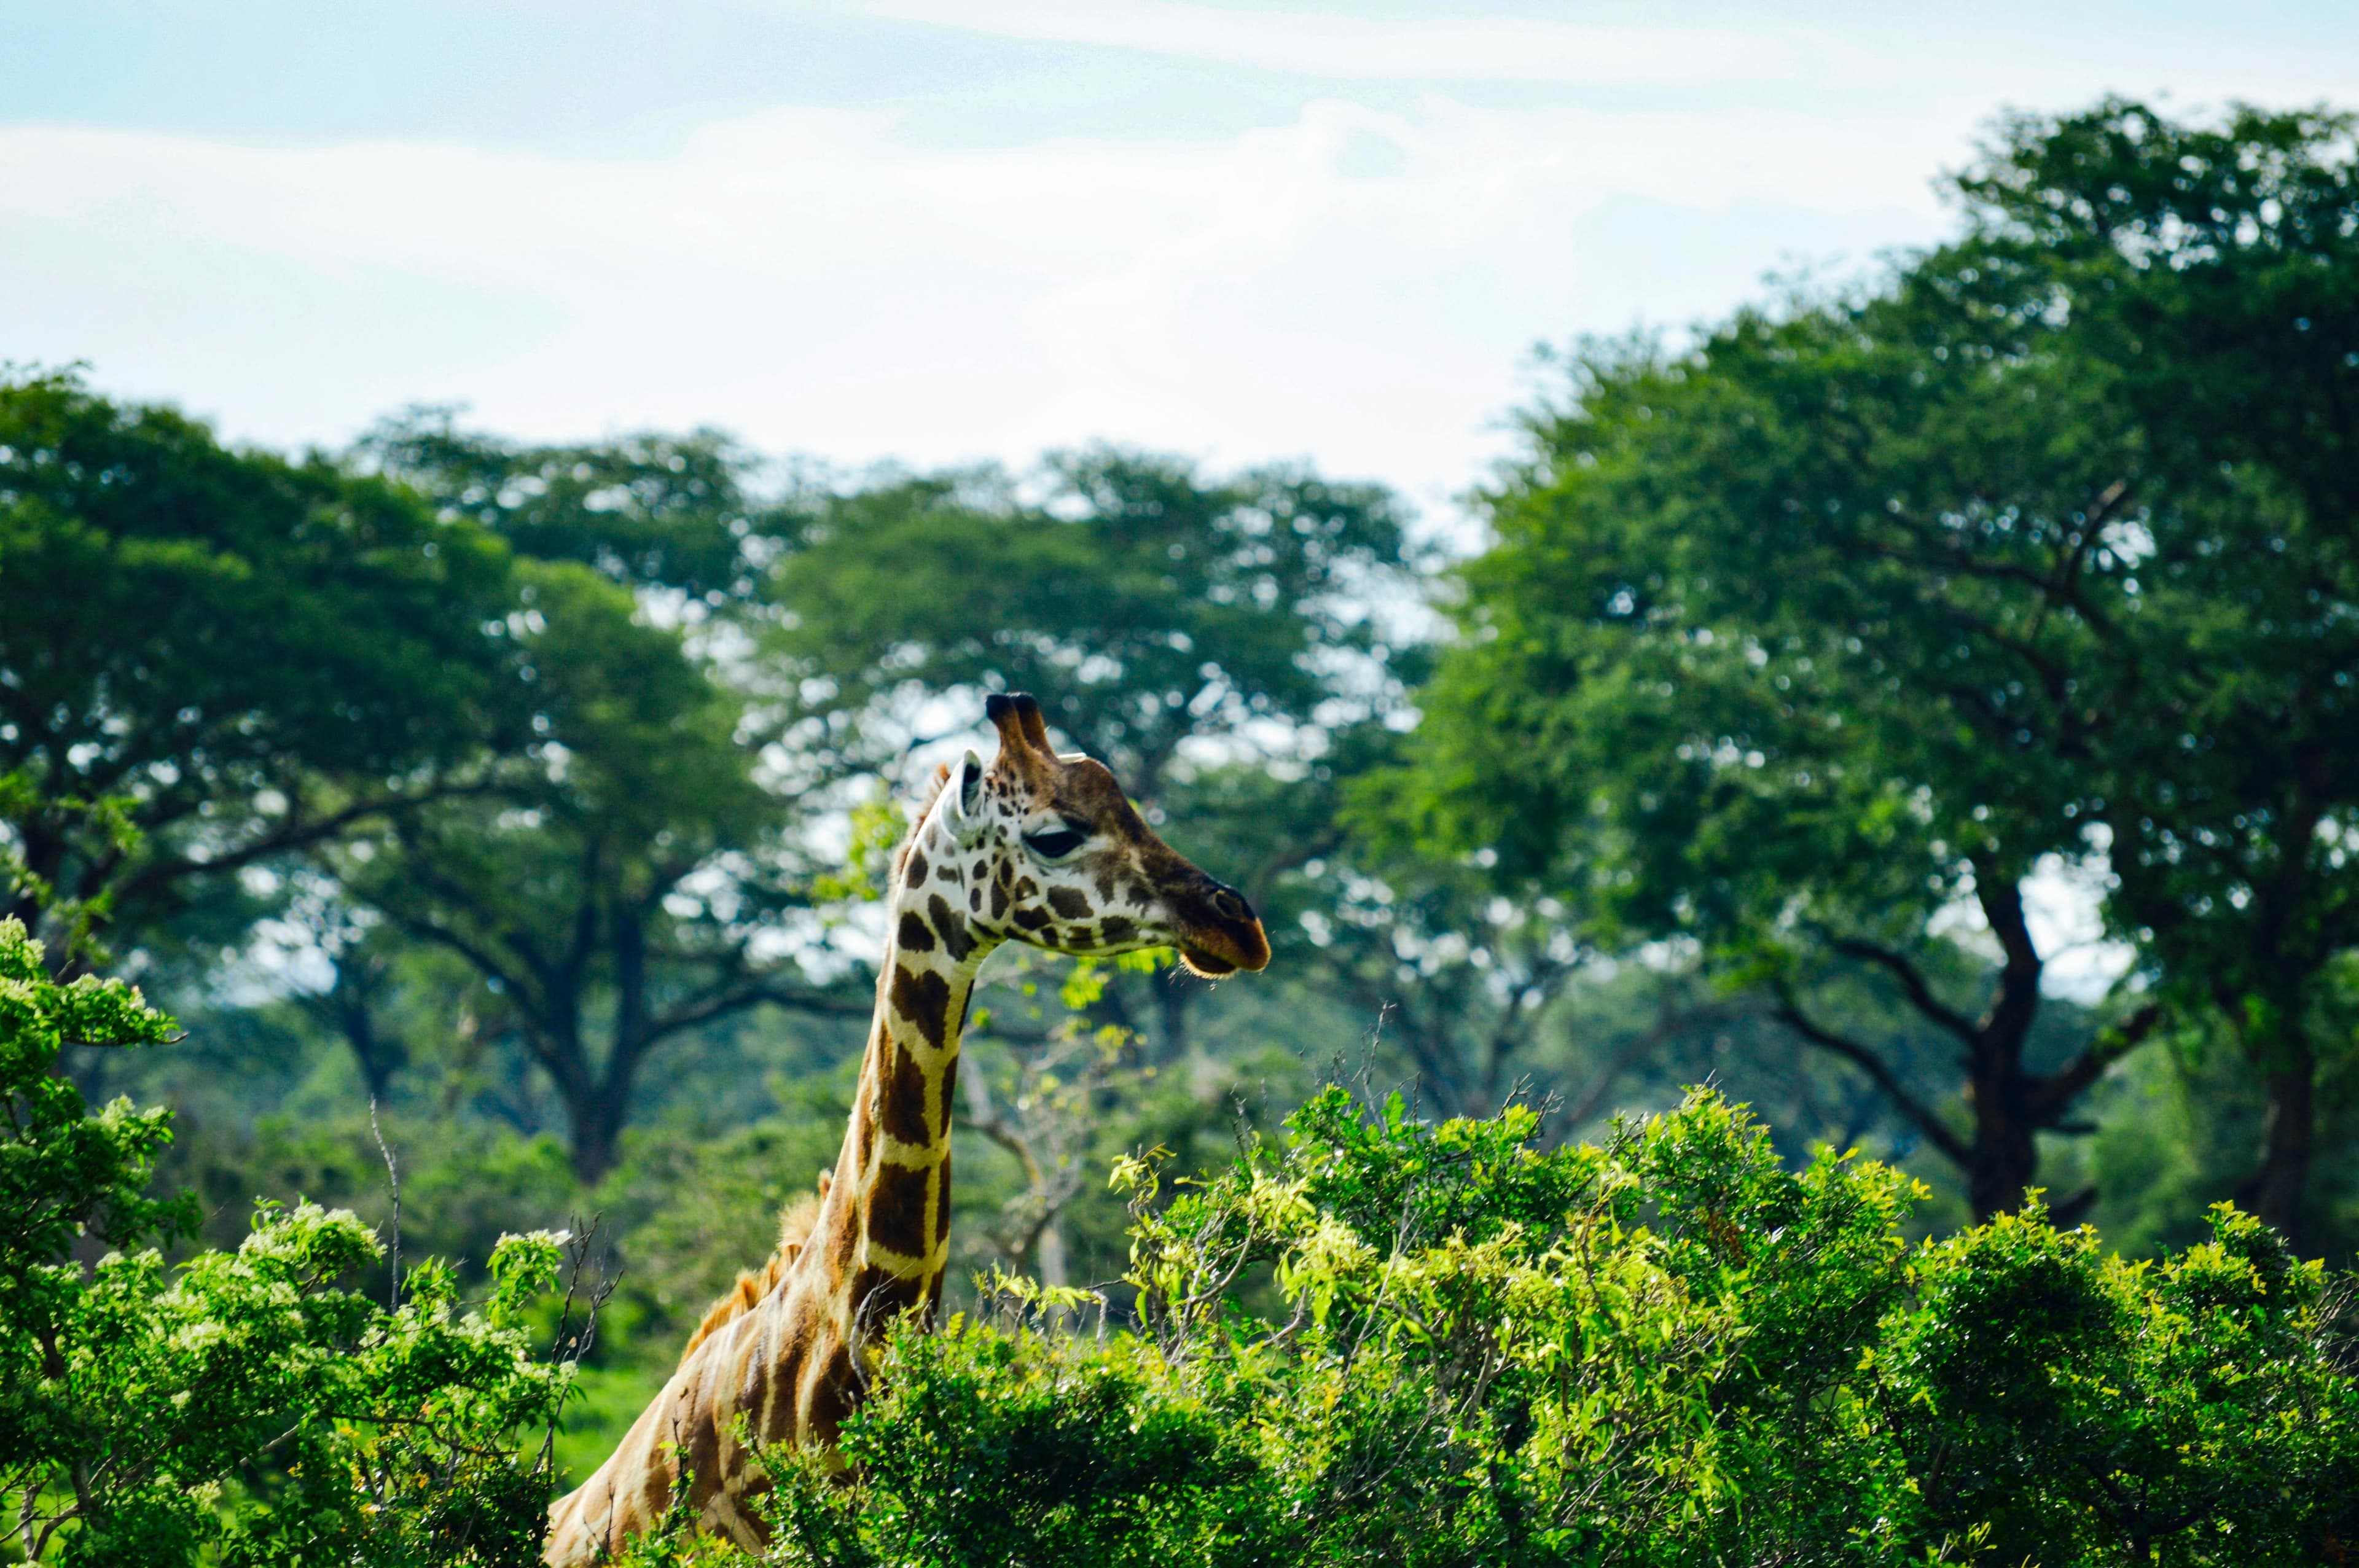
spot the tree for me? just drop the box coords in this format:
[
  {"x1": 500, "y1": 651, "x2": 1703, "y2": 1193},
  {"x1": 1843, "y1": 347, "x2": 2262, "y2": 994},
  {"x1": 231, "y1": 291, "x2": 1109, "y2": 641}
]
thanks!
[
  {"x1": 1952, "y1": 99, "x2": 2359, "y2": 1247},
  {"x1": 335, "y1": 563, "x2": 853, "y2": 1181},
  {"x1": 767, "y1": 447, "x2": 1419, "y2": 795},
  {"x1": 357, "y1": 408, "x2": 768, "y2": 606},
  {"x1": 1397, "y1": 263, "x2": 2156, "y2": 1220},
  {"x1": 1404, "y1": 103, "x2": 2359, "y2": 1243},
  {"x1": 321, "y1": 415, "x2": 855, "y2": 1179},
  {"x1": 0, "y1": 372, "x2": 517, "y2": 963}
]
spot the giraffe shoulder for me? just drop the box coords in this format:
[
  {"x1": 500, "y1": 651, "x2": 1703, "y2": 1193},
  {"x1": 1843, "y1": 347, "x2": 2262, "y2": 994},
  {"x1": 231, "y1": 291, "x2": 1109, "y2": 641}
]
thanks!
[{"x1": 673, "y1": 1185, "x2": 831, "y2": 1370}]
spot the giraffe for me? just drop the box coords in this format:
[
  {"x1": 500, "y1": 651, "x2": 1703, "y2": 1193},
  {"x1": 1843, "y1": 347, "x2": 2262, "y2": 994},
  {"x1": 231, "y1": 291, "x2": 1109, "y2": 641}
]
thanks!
[{"x1": 542, "y1": 691, "x2": 1270, "y2": 1564}]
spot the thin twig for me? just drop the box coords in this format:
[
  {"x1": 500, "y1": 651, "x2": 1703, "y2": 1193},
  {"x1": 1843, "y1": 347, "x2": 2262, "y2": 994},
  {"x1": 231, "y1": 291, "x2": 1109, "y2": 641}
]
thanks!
[{"x1": 368, "y1": 1098, "x2": 402, "y2": 1309}]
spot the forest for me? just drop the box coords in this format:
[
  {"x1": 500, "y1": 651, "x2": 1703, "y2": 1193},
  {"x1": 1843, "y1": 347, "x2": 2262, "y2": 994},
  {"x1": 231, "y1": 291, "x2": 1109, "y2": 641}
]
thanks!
[{"x1": 6, "y1": 98, "x2": 2359, "y2": 1562}]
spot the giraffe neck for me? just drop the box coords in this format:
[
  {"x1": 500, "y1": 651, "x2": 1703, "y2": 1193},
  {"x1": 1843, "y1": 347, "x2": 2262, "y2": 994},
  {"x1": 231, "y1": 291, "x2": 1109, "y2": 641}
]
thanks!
[
  {"x1": 823, "y1": 809, "x2": 1000, "y2": 1326},
  {"x1": 541, "y1": 811, "x2": 1002, "y2": 1565}
]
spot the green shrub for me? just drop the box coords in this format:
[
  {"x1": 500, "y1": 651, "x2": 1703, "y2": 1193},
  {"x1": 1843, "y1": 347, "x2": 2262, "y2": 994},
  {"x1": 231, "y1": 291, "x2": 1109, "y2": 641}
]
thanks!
[
  {"x1": 695, "y1": 1086, "x2": 2355, "y2": 1567},
  {"x1": 0, "y1": 918, "x2": 573, "y2": 1565}
]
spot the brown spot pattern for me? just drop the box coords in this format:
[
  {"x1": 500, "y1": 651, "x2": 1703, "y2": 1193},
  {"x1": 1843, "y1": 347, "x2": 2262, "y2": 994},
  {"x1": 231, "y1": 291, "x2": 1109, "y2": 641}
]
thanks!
[
  {"x1": 906, "y1": 849, "x2": 928, "y2": 887},
  {"x1": 803, "y1": 1344, "x2": 857, "y2": 1443},
  {"x1": 868, "y1": 1161, "x2": 933, "y2": 1258},
  {"x1": 1046, "y1": 885, "x2": 1091, "y2": 919},
  {"x1": 934, "y1": 1050, "x2": 961, "y2": 1136},
  {"x1": 881, "y1": 1046, "x2": 931, "y2": 1145},
  {"x1": 683, "y1": 1407, "x2": 722, "y2": 1511},
  {"x1": 935, "y1": 1149, "x2": 955, "y2": 1246},
  {"x1": 757, "y1": 1328, "x2": 808, "y2": 1441},
  {"x1": 739, "y1": 1347, "x2": 771, "y2": 1438},
  {"x1": 890, "y1": 965, "x2": 952, "y2": 1049},
  {"x1": 896, "y1": 911, "x2": 935, "y2": 953},
  {"x1": 850, "y1": 1264, "x2": 924, "y2": 1330},
  {"x1": 849, "y1": 1075, "x2": 877, "y2": 1168},
  {"x1": 641, "y1": 1426, "x2": 676, "y2": 1525},
  {"x1": 927, "y1": 894, "x2": 976, "y2": 961}
]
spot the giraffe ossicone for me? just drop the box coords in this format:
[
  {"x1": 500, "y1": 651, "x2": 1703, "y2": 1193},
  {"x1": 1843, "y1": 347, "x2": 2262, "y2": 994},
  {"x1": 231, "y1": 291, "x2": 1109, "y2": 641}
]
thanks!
[{"x1": 543, "y1": 691, "x2": 1267, "y2": 1564}]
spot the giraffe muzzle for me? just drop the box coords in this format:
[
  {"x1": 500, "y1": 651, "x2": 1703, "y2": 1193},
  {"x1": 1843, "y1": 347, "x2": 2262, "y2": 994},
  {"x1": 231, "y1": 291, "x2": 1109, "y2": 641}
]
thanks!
[{"x1": 1178, "y1": 883, "x2": 1270, "y2": 977}]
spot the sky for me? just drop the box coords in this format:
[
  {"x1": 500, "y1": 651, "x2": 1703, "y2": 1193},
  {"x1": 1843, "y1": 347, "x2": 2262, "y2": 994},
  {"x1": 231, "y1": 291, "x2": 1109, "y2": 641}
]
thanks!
[{"x1": 7, "y1": 0, "x2": 2358, "y2": 525}]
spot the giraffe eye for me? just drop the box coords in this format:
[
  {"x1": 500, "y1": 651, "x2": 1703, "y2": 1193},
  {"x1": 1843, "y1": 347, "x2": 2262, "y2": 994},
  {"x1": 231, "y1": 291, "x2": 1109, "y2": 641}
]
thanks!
[{"x1": 1023, "y1": 827, "x2": 1087, "y2": 860}]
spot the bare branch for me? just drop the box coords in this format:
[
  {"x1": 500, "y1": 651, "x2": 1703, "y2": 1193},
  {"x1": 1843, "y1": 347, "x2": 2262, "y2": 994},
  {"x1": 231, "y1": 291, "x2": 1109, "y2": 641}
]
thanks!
[
  {"x1": 1770, "y1": 981, "x2": 1971, "y2": 1167},
  {"x1": 1825, "y1": 935, "x2": 1984, "y2": 1047}
]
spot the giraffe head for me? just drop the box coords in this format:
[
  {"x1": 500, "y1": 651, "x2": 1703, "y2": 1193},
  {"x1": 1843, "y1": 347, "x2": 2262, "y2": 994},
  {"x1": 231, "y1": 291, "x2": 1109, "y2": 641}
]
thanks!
[{"x1": 921, "y1": 692, "x2": 1270, "y2": 978}]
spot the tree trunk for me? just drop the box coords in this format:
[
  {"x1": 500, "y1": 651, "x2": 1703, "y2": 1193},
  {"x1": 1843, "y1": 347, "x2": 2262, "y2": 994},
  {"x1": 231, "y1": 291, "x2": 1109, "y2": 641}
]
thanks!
[
  {"x1": 1964, "y1": 1064, "x2": 2043, "y2": 1223},
  {"x1": 527, "y1": 1008, "x2": 636, "y2": 1187},
  {"x1": 567, "y1": 1081, "x2": 629, "y2": 1186},
  {"x1": 1035, "y1": 1219, "x2": 1069, "y2": 1289},
  {"x1": 1784, "y1": 876, "x2": 2153, "y2": 1226},
  {"x1": 2237, "y1": 1046, "x2": 2315, "y2": 1252}
]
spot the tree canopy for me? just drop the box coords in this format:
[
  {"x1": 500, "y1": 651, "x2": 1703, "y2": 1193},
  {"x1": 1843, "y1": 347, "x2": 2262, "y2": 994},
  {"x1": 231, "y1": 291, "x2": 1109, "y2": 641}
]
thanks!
[
  {"x1": 0, "y1": 372, "x2": 518, "y2": 959},
  {"x1": 769, "y1": 447, "x2": 1421, "y2": 793},
  {"x1": 1395, "y1": 99, "x2": 2359, "y2": 1240}
]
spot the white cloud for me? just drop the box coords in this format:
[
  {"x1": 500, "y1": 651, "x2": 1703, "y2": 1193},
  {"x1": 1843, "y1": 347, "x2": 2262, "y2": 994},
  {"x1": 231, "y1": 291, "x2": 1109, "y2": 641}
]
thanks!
[
  {"x1": 861, "y1": 0, "x2": 1815, "y2": 85},
  {"x1": 861, "y1": 0, "x2": 2359, "y2": 112},
  {"x1": 0, "y1": 94, "x2": 1951, "y2": 515}
]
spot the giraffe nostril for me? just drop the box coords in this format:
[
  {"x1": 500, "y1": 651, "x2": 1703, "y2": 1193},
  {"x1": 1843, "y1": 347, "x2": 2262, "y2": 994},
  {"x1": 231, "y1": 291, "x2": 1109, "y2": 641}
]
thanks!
[{"x1": 1210, "y1": 888, "x2": 1249, "y2": 923}]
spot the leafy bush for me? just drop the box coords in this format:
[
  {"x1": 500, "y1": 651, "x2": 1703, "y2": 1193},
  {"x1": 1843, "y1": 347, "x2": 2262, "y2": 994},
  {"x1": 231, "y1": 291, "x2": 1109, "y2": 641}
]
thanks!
[
  {"x1": 0, "y1": 918, "x2": 572, "y2": 1565},
  {"x1": 11, "y1": 907, "x2": 2357, "y2": 1564},
  {"x1": 664, "y1": 1086, "x2": 2357, "y2": 1566}
]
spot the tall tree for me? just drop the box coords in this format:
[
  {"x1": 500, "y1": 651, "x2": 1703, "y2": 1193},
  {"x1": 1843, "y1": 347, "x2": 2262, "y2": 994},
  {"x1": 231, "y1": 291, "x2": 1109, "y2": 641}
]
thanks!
[
  {"x1": 1958, "y1": 100, "x2": 2359, "y2": 1243},
  {"x1": 335, "y1": 563, "x2": 855, "y2": 1180},
  {"x1": 1404, "y1": 100, "x2": 2359, "y2": 1244},
  {"x1": 314, "y1": 414, "x2": 853, "y2": 1176},
  {"x1": 0, "y1": 372, "x2": 517, "y2": 963},
  {"x1": 1395, "y1": 198, "x2": 2151, "y2": 1223}
]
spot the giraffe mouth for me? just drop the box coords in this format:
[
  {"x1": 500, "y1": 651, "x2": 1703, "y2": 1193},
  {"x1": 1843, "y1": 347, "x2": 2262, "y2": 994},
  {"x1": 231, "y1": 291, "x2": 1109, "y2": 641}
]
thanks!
[{"x1": 1180, "y1": 946, "x2": 1241, "y2": 978}]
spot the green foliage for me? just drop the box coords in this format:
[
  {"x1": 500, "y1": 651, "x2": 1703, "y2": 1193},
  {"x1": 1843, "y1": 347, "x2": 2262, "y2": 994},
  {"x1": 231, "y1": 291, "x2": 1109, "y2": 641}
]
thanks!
[
  {"x1": 1393, "y1": 100, "x2": 2359, "y2": 1235},
  {"x1": 1883, "y1": 1202, "x2": 2355, "y2": 1562},
  {"x1": 0, "y1": 370, "x2": 519, "y2": 953},
  {"x1": 769, "y1": 447, "x2": 1420, "y2": 790},
  {"x1": 619, "y1": 1086, "x2": 2359, "y2": 1566},
  {"x1": 359, "y1": 408, "x2": 770, "y2": 602},
  {"x1": 757, "y1": 1331, "x2": 1261, "y2": 1568},
  {"x1": 0, "y1": 916, "x2": 569, "y2": 1564}
]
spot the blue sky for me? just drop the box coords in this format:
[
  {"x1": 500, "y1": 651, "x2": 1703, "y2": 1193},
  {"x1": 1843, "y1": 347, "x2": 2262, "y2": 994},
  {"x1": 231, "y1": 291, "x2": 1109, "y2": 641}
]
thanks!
[{"x1": 6, "y1": 1, "x2": 2356, "y2": 516}]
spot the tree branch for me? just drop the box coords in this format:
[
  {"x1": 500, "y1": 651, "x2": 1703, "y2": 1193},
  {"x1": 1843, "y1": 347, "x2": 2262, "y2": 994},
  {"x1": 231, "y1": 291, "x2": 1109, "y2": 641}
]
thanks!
[
  {"x1": 2029, "y1": 1001, "x2": 2162, "y2": 1120},
  {"x1": 638, "y1": 973, "x2": 867, "y2": 1051},
  {"x1": 1824, "y1": 936, "x2": 1984, "y2": 1047},
  {"x1": 111, "y1": 780, "x2": 495, "y2": 910},
  {"x1": 1770, "y1": 981, "x2": 1971, "y2": 1167}
]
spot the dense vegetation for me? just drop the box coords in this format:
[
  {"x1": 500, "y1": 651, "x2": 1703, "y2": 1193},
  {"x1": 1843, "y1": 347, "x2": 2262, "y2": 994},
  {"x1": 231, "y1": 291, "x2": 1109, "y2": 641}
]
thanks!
[
  {"x1": 4, "y1": 96, "x2": 2357, "y2": 1561},
  {"x1": 11, "y1": 936, "x2": 2355, "y2": 1562},
  {"x1": 703, "y1": 1088, "x2": 2359, "y2": 1566}
]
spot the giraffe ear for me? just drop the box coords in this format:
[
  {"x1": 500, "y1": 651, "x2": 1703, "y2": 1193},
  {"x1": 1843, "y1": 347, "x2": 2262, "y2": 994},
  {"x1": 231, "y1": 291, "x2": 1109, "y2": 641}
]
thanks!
[{"x1": 941, "y1": 749, "x2": 988, "y2": 844}]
